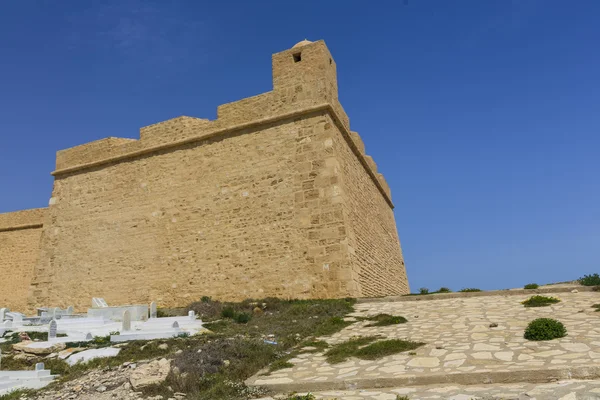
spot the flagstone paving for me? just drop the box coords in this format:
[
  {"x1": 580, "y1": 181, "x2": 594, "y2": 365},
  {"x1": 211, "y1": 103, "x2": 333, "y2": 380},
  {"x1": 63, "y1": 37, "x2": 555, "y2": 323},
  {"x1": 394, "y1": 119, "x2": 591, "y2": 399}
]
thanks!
[
  {"x1": 302, "y1": 379, "x2": 600, "y2": 399},
  {"x1": 249, "y1": 291, "x2": 600, "y2": 392}
]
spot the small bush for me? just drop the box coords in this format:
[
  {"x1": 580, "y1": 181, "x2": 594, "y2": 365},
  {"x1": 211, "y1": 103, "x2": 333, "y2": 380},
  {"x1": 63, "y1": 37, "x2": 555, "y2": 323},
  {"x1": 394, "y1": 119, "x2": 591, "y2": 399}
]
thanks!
[
  {"x1": 592, "y1": 304, "x2": 600, "y2": 312},
  {"x1": 438, "y1": 287, "x2": 451, "y2": 293},
  {"x1": 221, "y1": 307, "x2": 235, "y2": 319},
  {"x1": 201, "y1": 296, "x2": 212, "y2": 303},
  {"x1": 419, "y1": 287, "x2": 429, "y2": 295},
  {"x1": 524, "y1": 318, "x2": 567, "y2": 341},
  {"x1": 579, "y1": 274, "x2": 600, "y2": 286},
  {"x1": 234, "y1": 312, "x2": 252, "y2": 324},
  {"x1": 459, "y1": 288, "x2": 481, "y2": 292},
  {"x1": 524, "y1": 283, "x2": 539, "y2": 289},
  {"x1": 593, "y1": 286, "x2": 600, "y2": 292},
  {"x1": 522, "y1": 295, "x2": 561, "y2": 308}
]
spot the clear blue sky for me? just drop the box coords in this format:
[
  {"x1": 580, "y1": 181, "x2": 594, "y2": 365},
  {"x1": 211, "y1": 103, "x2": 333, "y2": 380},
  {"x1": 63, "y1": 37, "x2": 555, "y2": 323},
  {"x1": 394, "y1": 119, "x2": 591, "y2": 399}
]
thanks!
[{"x1": 1, "y1": 1, "x2": 598, "y2": 292}]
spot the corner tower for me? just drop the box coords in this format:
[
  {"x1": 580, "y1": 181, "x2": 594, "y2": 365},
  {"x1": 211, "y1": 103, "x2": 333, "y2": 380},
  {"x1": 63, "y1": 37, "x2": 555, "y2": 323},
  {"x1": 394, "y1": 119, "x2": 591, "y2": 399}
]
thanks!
[{"x1": 272, "y1": 40, "x2": 339, "y2": 103}]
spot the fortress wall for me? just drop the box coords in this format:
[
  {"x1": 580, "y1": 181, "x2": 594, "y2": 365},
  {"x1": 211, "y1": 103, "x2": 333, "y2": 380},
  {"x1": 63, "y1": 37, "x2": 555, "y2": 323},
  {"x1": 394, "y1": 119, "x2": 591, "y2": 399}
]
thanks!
[
  {"x1": 0, "y1": 208, "x2": 45, "y2": 310},
  {"x1": 30, "y1": 111, "x2": 353, "y2": 310},
  {"x1": 330, "y1": 124, "x2": 409, "y2": 297}
]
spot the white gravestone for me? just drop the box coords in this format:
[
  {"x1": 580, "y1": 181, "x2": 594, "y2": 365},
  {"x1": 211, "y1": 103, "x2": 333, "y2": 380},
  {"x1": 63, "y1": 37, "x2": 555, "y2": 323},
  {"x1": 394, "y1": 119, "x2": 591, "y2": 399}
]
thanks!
[
  {"x1": 53, "y1": 307, "x2": 62, "y2": 319},
  {"x1": 172, "y1": 321, "x2": 179, "y2": 329},
  {"x1": 66, "y1": 306, "x2": 74, "y2": 315},
  {"x1": 122, "y1": 310, "x2": 131, "y2": 332},
  {"x1": 35, "y1": 362, "x2": 45, "y2": 371},
  {"x1": 189, "y1": 310, "x2": 196, "y2": 320},
  {"x1": 150, "y1": 302, "x2": 157, "y2": 319},
  {"x1": 12, "y1": 313, "x2": 23, "y2": 326},
  {"x1": 85, "y1": 332, "x2": 93, "y2": 340},
  {"x1": 3, "y1": 320, "x2": 12, "y2": 328},
  {"x1": 0, "y1": 308, "x2": 7, "y2": 321},
  {"x1": 49, "y1": 319, "x2": 57, "y2": 340}
]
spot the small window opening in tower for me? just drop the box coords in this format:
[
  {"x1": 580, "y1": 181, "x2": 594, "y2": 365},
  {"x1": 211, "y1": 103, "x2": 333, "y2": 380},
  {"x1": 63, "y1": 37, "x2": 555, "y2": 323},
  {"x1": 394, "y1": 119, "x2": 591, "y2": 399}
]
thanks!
[
  {"x1": 293, "y1": 52, "x2": 302, "y2": 62},
  {"x1": 329, "y1": 58, "x2": 332, "y2": 65}
]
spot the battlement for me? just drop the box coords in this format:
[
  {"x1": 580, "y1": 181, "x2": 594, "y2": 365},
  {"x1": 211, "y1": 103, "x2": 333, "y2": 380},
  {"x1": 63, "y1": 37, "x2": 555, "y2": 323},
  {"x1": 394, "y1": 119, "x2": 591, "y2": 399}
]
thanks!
[
  {"x1": 0, "y1": 208, "x2": 46, "y2": 232},
  {"x1": 51, "y1": 40, "x2": 391, "y2": 206}
]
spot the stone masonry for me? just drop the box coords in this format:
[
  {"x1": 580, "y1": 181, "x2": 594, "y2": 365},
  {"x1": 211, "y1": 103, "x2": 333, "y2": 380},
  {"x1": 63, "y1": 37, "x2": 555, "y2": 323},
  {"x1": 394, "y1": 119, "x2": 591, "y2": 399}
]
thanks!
[
  {"x1": 0, "y1": 208, "x2": 45, "y2": 311},
  {"x1": 0, "y1": 40, "x2": 408, "y2": 311}
]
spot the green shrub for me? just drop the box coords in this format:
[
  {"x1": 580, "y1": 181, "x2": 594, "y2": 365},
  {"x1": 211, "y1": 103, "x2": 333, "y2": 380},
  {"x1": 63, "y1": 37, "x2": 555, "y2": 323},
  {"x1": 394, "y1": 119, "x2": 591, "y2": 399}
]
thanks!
[
  {"x1": 524, "y1": 283, "x2": 539, "y2": 289},
  {"x1": 592, "y1": 304, "x2": 600, "y2": 312},
  {"x1": 201, "y1": 296, "x2": 212, "y2": 303},
  {"x1": 524, "y1": 318, "x2": 567, "y2": 341},
  {"x1": 522, "y1": 295, "x2": 561, "y2": 307},
  {"x1": 234, "y1": 312, "x2": 251, "y2": 324},
  {"x1": 579, "y1": 274, "x2": 600, "y2": 286},
  {"x1": 459, "y1": 288, "x2": 481, "y2": 292},
  {"x1": 438, "y1": 287, "x2": 451, "y2": 293},
  {"x1": 419, "y1": 287, "x2": 429, "y2": 295},
  {"x1": 221, "y1": 307, "x2": 235, "y2": 319}
]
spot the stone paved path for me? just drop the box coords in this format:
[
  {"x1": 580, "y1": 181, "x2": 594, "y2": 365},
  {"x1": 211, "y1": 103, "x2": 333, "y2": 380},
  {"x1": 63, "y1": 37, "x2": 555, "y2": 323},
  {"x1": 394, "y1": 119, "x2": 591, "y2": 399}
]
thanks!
[
  {"x1": 249, "y1": 291, "x2": 600, "y2": 392},
  {"x1": 304, "y1": 379, "x2": 600, "y2": 399}
]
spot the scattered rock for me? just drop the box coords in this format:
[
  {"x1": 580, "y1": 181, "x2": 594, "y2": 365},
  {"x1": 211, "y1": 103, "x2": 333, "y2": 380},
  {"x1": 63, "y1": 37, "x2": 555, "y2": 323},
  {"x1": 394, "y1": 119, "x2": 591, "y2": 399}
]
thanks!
[
  {"x1": 253, "y1": 307, "x2": 264, "y2": 315},
  {"x1": 13, "y1": 340, "x2": 66, "y2": 355},
  {"x1": 58, "y1": 347, "x2": 86, "y2": 359},
  {"x1": 96, "y1": 385, "x2": 107, "y2": 392},
  {"x1": 571, "y1": 289, "x2": 579, "y2": 293},
  {"x1": 130, "y1": 358, "x2": 171, "y2": 390},
  {"x1": 158, "y1": 343, "x2": 169, "y2": 350},
  {"x1": 489, "y1": 323, "x2": 499, "y2": 328},
  {"x1": 66, "y1": 347, "x2": 121, "y2": 366}
]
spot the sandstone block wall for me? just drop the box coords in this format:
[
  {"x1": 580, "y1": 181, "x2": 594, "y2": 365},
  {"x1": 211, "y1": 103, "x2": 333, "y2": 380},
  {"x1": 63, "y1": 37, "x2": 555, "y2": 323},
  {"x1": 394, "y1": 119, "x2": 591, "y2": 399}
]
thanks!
[
  {"x1": 0, "y1": 40, "x2": 409, "y2": 311},
  {"x1": 0, "y1": 208, "x2": 46, "y2": 310}
]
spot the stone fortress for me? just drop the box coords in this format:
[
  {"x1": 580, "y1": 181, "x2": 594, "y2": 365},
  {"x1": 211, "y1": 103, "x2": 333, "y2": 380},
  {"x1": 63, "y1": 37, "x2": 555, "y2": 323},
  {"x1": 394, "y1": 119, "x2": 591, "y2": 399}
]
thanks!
[{"x1": 0, "y1": 40, "x2": 408, "y2": 312}]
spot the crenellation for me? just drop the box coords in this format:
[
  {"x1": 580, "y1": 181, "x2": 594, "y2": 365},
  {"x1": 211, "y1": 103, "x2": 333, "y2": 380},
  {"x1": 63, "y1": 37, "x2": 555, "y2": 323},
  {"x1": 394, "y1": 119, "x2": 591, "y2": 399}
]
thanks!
[
  {"x1": 139, "y1": 116, "x2": 213, "y2": 146},
  {"x1": 56, "y1": 137, "x2": 138, "y2": 171}
]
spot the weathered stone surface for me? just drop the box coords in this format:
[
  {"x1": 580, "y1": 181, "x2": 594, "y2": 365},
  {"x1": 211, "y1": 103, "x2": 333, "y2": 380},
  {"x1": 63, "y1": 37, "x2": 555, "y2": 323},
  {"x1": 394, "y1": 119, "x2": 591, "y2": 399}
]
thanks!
[
  {"x1": 0, "y1": 208, "x2": 45, "y2": 311},
  {"x1": 129, "y1": 358, "x2": 171, "y2": 390},
  {"x1": 13, "y1": 340, "x2": 66, "y2": 355}
]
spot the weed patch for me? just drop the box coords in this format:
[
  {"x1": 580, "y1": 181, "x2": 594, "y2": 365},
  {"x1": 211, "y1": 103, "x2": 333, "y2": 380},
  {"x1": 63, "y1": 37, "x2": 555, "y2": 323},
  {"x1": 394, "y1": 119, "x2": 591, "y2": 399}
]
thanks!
[
  {"x1": 324, "y1": 336, "x2": 423, "y2": 364},
  {"x1": 522, "y1": 295, "x2": 561, "y2": 307},
  {"x1": 363, "y1": 314, "x2": 408, "y2": 327},
  {"x1": 459, "y1": 288, "x2": 481, "y2": 292}
]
